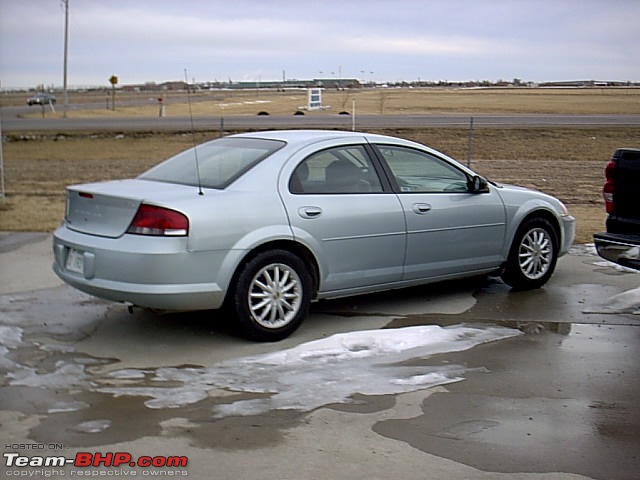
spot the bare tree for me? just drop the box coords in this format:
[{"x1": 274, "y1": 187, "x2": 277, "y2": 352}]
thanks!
[
  {"x1": 340, "y1": 90, "x2": 352, "y2": 111},
  {"x1": 378, "y1": 89, "x2": 390, "y2": 114}
]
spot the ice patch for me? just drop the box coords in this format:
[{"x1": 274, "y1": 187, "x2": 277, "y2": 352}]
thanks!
[
  {"x1": 577, "y1": 242, "x2": 640, "y2": 273},
  {"x1": 248, "y1": 325, "x2": 508, "y2": 366},
  {"x1": 9, "y1": 361, "x2": 93, "y2": 389},
  {"x1": 99, "y1": 324, "x2": 520, "y2": 417},
  {"x1": 570, "y1": 243, "x2": 597, "y2": 257},
  {"x1": 392, "y1": 372, "x2": 463, "y2": 386},
  {"x1": 592, "y1": 259, "x2": 640, "y2": 273},
  {"x1": 73, "y1": 419, "x2": 112, "y2": 433},
  {"x1": 0, "y1": 326, "x2": 24, "y2": 372},
  {"x1": 0, "y1": 325, "x2": 23, "y2": 348},
  {"x1": 48, "y1": 400, "x2": 90, "y2": 414},
  {"x1": 2, "y1": 321, "x2": 519, "y2": 418},
  {"x1": 0, "y1": 346, "x2": 19, "y2": 370},
  {"x1": 108, "y1": 369, "x2": 147, "y2": 380},
  {"x1": 39, "y1": 343, "x2": 76, "y2": 353},
  {"x1": 584, "y1": 285, "x2": 640, "y2": 314}
]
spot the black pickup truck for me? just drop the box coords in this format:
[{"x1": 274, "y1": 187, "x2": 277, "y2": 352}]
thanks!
[{"x1": 593, "y1": 148, "x2": 640, "y2": 270}]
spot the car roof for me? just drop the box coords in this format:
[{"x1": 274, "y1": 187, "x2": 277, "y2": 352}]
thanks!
[
  {"x1": 231, "y1": 129, "x2": 413, "y2": 147},
  {"x1": 224, "y1": 129, "x2": 469, "y2": 173},
  {"x1": 233, "y1": 129, "x2": 360, "y2": 142}
]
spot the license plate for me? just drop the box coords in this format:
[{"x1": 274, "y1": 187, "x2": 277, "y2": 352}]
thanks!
[{"x1": 65, "y1": 248, "x2": 84, "y2": 274}]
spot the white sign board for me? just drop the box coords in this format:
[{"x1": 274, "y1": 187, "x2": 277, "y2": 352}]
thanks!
[{"x1": 307, "y1": 88, "x2": 322, "y2": 110}]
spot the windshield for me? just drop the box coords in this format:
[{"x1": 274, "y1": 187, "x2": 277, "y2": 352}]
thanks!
[{"x1": 139, "y1": 137, "x2": 285, "y2": 189}]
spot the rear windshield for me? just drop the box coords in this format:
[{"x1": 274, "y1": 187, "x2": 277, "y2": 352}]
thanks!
[{"x1": 139, "y1": 137, "x2": 285, "y2": 189}]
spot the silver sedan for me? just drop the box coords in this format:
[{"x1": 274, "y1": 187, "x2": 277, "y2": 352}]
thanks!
[{"x1": 53, "y1": 130, "x2": 575, "y2": 341}]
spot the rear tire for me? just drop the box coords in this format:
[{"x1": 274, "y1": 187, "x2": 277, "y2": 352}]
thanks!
[
  {"x1": 233, "y1": 250, "x2": 312, "y2": 342},
  {"x1": 501, "y1": 217, "x2": 558, "y2": 290}
]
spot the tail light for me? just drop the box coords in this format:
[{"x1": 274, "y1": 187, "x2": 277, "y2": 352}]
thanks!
[
  {"x1": 603, "y1": 159, "x2": 616, "y2": 214},
  {"x1": 127, "y1": 204, "x2": 189, "y2": 236}
]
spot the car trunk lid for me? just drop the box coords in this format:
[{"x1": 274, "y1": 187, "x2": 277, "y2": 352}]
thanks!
[{"x1": 65, "y1": 179, "x2": 201, "y2": 238}]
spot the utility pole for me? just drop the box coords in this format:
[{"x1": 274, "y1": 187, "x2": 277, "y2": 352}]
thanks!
[
  {"x1": 0, "y1": 115, "x2": 5, "y2": 206},
  {"x1": 63, "y1": 0, "x2": 69, "y2": 118}
]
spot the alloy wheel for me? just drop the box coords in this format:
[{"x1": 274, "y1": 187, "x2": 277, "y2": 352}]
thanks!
[
  {"x1": 518, "y1": 227, "x2": 553, "y2": 280},
  {"x1": 248, "y1": 262, "x2": 303, "y2": 329}
]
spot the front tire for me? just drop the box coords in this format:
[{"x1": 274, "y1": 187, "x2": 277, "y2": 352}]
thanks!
[
  {"x1": 233, "y1": 250, "x2": 312, "y2": 342},
  {"x1": 501, "y1": 217, "x2": 558, "y2": 290}
]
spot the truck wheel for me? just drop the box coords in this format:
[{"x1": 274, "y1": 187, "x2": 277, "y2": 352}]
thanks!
[
  {"x1": 233, "y1": 250, "x2": 312, "y2": 342},
  {"x1": 501, "y1": 217, "x2": 558, "y2": 290}
]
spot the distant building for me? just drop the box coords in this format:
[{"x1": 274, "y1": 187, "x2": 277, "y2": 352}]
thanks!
[
  {"x1": 539, "y1": 80, "x2": 632, "y2": 87},
  {"x1": 224, "y1": 78, "x2": 361, "y2": 90}
]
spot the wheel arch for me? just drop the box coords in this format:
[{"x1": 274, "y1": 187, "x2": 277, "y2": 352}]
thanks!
[
  {"x1": 500, "y1": 208, "x2": 562, "y2": 289},
  {"x1": 504, "y1": 204, "x2": 562, "y2": 256},
  {"x1": 518, "y1": 208, "x2": 562, "y2": 247},
  {"x1": 224, "y1": 239, "x2": 320, "y2": 305}
]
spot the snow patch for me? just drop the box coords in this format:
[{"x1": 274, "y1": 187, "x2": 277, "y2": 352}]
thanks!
[
  {"x1": 73, "y1": 419, "x2": 112, "y2": 433},
  {"x1": 9, "y1": 361, "x2": 93, "y2": 389},
  {"x1": 48, "y1": 400, "x2": 90, "y2": 414},
  {"x1": 0, "y1": 325, "x2": 23, "y2": 348},
  {"x1": 0, "y1": 326, "x2": 24, "y2": 371},
  {"x1": 584, "y1": 285, "x2": 640, "y2": 314},
  {"x1": 99, "y1": 324, "x2": 520, "y2": 417}
]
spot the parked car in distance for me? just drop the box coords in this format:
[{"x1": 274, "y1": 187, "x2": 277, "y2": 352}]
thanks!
[
  {"x1": 27, "y1": 93, "x2": 56, "y2": 106},
  {"x1": 594, "y1": 148, "x2": 640, "y2": 270},
  {"x1": 52, "y1": 130, "x2": 576, "y2": 341}
]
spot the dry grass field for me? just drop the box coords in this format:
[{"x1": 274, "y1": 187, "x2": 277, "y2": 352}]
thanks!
[
  {"x1": 11, "y1": 86, "x2": 640, "y2": 117},
  {"x1": 2, "y1": 88, "x2": 640, "y2": 243}
]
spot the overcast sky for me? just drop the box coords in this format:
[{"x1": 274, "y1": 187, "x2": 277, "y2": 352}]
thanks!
[{"x1": 1, "y1": 0, "x2": 639, "y2": 89}]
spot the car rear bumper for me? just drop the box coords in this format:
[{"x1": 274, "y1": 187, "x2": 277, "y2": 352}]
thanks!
[
  {"x1": 52, "y1": 226, "x2": 232, "y2": 310},
  {"x1": 593, "y1": 232, "x2": 640, "y2": 271},
  {"x1": 52, "y1": 261, "x2": 225, "y2": 310}
]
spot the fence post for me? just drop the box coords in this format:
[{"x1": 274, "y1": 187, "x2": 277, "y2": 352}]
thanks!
[
  {"x1": 467, "y1": 116, "x2": 474, "y2": 168},
  {"x1": 352, "y1": 99, "x2": 356, "y2": 131},
  {"x1": 0, "y1": 117, "x2": 5, "y2": 206}
]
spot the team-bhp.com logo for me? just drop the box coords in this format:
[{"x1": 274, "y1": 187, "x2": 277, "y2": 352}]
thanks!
[{"x1": 4, "y1": 452, "x2": 188, "y2": 476}]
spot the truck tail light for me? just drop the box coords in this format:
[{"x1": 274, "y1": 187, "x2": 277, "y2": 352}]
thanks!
[
  {"x1": 127, "y1": 204, "x2": 189, "y2": 236},
  {"x1": 603, "y1": 159, "x2": 616, "y2": 214}
]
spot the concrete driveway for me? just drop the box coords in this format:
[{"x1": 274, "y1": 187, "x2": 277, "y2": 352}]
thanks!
[{"x1": 1, "y1": 233, "x2": 638, "y2": 480}]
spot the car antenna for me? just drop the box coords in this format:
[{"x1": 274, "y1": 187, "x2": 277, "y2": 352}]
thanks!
[{"x1": 185, "y1": 68, "x2": 204, "y2": 196}]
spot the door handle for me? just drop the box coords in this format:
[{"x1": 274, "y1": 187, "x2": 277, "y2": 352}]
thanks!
[
  {"x1": 412, "y1": 203, "x2": 432, "y2": 214},
  {"x1": 299, "y1": 206, "x2": 322, "y2": 219}
]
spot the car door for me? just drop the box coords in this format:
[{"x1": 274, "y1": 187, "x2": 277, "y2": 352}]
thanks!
[
  {"x1": 373, "y1": 144, "x2": 506, "y2": 280},
  {"x1": 282, "y1": 141, "x2": 406, "y2": 294}
]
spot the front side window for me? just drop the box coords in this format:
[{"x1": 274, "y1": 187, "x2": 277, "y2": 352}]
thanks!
[
  {"x1": 376, "y1": 145, "x2": 469, "y2": 193},
  {"x1": 289, "y1": 145, "x2": 383, "y2": 194},
  {"x1": 140, "y1": 137, "x2": 285, "y2": 189}
]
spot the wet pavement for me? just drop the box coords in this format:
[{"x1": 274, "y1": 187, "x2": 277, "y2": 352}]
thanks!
[
  {"x1": 1, "y1": 233, "x2": 639, "y2": 480},
  {"x1": 374, "y1": 323, "x2": 639, "y2": 478}
]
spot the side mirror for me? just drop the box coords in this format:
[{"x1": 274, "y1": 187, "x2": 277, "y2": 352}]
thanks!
[{"x1": 469, "y1": 175, "x2": 490, "y2": 193}]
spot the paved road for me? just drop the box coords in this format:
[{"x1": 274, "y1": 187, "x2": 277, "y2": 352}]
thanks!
[
  {"x1": 1, "y1": 233, "x2": 639, "y2": 479},
  {"x1": 3, "y1": 107, "x2": 640, "y2": 132}
]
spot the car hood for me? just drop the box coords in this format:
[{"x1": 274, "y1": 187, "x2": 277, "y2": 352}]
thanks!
[
  {"x1": 496, "y1": 182, "x2": 550, "y2": 197},
  {"x1": 65, "y1": 178, "x2": 209, "y2": 238},
  {"x1": 493, "y1": 182, "x2": 567, "y2": 215}
]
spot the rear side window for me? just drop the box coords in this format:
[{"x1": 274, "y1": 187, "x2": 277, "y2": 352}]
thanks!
[
  {"x1": 140, "y1": 137, "x2": 285, "y2": 189},
  {"x1": 289, "y1": 145, "x2": 383, "y2": 194}
]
